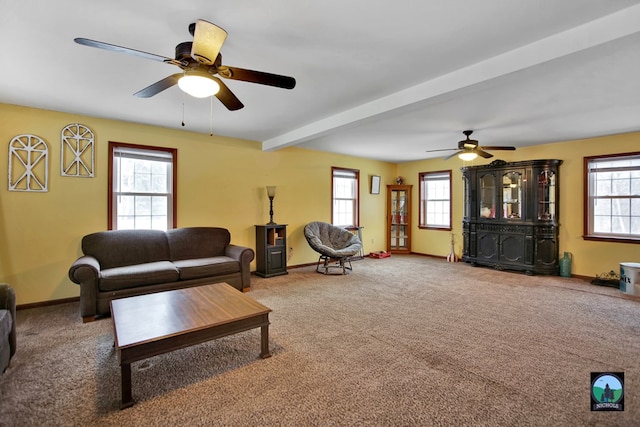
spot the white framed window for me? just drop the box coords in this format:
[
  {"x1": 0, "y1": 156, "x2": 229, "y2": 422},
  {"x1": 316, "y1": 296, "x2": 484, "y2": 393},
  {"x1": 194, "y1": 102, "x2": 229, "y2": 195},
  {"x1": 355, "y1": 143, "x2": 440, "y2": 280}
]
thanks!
[
  {"x1": 419, "y1": 170, "x2": 451, "y2": 229},
  {"x1": 332, "y1": 167, "x2": 359, "y2": 227},
  {"x1": 108, "y1": 142, "x2": 177, "y2": 230},
  {"x1": 585, "y1": 152, "x2": 640, "y2": 242}
]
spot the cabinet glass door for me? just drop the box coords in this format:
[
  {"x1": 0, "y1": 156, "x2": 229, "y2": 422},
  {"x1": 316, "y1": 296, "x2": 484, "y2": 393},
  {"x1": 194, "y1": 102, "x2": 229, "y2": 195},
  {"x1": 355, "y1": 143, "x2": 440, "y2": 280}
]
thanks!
[
  {"x1": 502, "y1": 171, "x2": 523, "y2": 219},
  {"x1": 479, "y1": 173, "x2": 496, "y2": 218},
  {"x1": 390, "y1": 189, "x2": 408, "y2": 250},
  {"x1": 538, "y1": 170, "x2": 557, "y2": 220}
]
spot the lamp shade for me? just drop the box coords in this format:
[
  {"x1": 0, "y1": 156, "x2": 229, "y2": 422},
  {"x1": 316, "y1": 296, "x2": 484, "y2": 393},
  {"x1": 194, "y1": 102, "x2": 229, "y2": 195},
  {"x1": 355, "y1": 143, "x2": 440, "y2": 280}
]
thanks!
[
  {"x1": 267, "y1": 186, "x2": 276, "y2": 198},
  {"x1": 178, "y1": 70, "x2": 220, "y2": 98}
]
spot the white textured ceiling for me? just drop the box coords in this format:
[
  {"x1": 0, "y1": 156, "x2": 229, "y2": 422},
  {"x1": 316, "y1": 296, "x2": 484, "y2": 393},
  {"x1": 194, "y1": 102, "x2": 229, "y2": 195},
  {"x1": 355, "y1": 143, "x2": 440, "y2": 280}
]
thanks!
[{"x1": 1, "y1": 0, "x2": 639, "y2": 163}]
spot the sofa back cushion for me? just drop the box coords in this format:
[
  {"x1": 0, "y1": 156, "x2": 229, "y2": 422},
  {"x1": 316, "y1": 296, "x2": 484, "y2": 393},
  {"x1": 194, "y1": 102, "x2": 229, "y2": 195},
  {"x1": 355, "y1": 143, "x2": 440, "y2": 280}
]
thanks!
[
  {"x1": 167, "y1": 227, "x2": 231, "y2": 261},
  {"x1": 82, "y1": 230, "x2": 170, "y2": 269}
]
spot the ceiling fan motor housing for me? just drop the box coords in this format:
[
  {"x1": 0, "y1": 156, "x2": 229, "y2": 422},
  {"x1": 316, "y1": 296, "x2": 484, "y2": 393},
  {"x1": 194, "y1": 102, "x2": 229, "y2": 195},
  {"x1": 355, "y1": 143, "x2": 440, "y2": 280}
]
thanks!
[
  {"x1": 459, "y1": 130, "x2": 478, "y2": 149},
  {"x1": 459, "y1": 139, "x2": 478, "y2": 149},
  {"x1": 175, "y1": 42, "x2": 193, "y2": 62}
]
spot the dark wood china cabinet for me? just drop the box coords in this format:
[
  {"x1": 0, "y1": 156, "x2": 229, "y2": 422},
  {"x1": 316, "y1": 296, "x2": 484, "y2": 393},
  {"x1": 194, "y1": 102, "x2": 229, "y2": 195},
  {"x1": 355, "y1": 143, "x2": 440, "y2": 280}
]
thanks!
[{"x1": 461, "y1": 159, "x2": 562, "y2": 275}]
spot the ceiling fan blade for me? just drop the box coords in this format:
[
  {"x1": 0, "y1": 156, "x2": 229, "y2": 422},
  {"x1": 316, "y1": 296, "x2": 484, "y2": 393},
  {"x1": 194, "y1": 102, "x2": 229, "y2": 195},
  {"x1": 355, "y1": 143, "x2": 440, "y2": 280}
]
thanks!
[
  {"x1": 218, "y1": 66, "x2": 296, "y2": 89},
  {"x1": 191, "y1": 20, "x2": 227, "y2": 65},
  {"x1": 134, "y1": 73, "x2": 182, "y2": 98},
  {"x1": 480, "y1": 146, "x2": 516, "y2": 151},
  {"x1": 444, "y1": 151, "x2": 462, "y2": 160},
  {"x1": 213, "y1": 77, "x2": 244, "y2": 110},
  {"x1": 426, "y1": 148, "x2": 457, "y2": 153},
  {"x1": 74, "y1": 38, "x2": 184, "y2": 67},
  {"x1": 476, "y1": 149, "x2": 493, "y2": 159}
]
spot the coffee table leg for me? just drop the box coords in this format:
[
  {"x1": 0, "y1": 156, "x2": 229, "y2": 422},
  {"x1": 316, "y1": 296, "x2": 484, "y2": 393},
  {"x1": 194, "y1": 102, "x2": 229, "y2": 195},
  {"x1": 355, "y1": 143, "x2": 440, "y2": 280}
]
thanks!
[
  {"x1": 260, "y1": 323, "x2": 271, "y2": 358},
  {"x1": 120, "y1": 362, "x2": 134, "y2": 409}
]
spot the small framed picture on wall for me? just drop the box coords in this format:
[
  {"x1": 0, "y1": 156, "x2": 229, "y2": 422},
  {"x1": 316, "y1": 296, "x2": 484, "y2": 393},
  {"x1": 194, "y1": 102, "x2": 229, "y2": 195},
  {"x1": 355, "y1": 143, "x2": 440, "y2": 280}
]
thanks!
[{"x1": 371, "y1": 175, "x2": 381, "y2": 194}]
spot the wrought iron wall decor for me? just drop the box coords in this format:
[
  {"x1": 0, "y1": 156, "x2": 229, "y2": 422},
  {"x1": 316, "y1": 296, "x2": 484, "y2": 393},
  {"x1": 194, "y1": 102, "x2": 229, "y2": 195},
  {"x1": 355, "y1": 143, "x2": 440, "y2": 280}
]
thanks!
[
  {"x1": 8, "y1": 134, "x2": 49, "y2": 192},
  {"x1": 61, "y1": 123, "x2": 94, "y2": 177}
]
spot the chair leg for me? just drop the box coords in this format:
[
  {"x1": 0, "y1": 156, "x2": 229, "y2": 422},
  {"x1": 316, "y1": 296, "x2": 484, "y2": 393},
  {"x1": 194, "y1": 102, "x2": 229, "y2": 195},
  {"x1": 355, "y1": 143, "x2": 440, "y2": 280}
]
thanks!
[
  {"x1": 315, "y1": 255, "x2": 355, "y2": 275},
  {"x1": 342, "y1": 257, "x2": 353, "y2": 274},
  {"x1": 316, "y1": 255, "x2": 330, "y2": 274}
]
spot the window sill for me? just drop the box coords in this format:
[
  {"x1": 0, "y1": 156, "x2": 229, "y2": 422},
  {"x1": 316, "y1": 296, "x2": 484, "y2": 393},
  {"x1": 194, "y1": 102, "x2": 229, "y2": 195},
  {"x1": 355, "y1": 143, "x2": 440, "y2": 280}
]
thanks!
[
  {"x1": 419, "y1": 226, "x2": 452, "y2": 231},
  {"x1": 583, "y1": 235, "x2": 640, "y2": 245}
]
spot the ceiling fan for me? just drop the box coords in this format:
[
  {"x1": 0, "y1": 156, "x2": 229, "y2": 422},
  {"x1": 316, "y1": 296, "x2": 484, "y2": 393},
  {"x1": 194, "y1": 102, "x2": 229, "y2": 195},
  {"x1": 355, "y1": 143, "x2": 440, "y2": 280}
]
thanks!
[
  {"x1": 74, "y1": 19, "x2": 296, "y2": 111},
  {"x1": 427, "y1": 130, "x2": 516, "y2": 160}
]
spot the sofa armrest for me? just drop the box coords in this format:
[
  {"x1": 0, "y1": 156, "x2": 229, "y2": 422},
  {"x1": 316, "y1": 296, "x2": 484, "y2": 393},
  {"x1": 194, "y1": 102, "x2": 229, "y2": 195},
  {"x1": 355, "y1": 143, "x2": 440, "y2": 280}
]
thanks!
[
  {"x1": 225, "y1": 244, "x2": 255, "y2": 291},
  {"x1": 0, "y1": 283, "x2": 16, "y2": 357},
  {"x1": 68, "y1": 256, "x2": 101, "y2": 284},
  {"x1": 68, "y1": 256, "x2": 101, "y2": 321}
]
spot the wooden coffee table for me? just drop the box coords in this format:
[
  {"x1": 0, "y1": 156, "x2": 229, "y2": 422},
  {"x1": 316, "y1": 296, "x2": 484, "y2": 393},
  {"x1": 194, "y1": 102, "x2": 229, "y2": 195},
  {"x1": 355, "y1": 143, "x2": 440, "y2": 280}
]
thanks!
[{"x1": 110, "y1": 282, "x2": 272, "y2": 408}]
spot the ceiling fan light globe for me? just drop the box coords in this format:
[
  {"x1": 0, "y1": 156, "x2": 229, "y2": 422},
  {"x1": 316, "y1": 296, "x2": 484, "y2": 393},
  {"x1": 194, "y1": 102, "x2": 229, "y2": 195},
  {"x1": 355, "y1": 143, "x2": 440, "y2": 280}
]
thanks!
[
  {"x1": 459, "y1": 151, "x2": 478, "y2": 161},
  {"x1": 178, "y1": 73, "x2": 220, "y2": 98}
]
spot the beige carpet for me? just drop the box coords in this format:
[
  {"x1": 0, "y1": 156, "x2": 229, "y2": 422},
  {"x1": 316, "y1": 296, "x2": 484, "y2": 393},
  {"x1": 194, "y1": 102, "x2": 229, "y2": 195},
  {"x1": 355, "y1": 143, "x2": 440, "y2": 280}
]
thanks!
[{"x1": 1, "y1": 255, "x2": 639, "y2": 426}]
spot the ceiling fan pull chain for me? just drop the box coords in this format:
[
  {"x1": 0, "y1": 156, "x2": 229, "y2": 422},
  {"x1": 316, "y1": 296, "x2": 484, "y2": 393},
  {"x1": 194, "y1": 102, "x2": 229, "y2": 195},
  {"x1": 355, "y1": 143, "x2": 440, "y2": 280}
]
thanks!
[
  {"x1": 210, "y1": 96, "x2": 214, "y2": 136},
  {"x1": 181, "y1": 92, "x2": 186, "y2": 127}
]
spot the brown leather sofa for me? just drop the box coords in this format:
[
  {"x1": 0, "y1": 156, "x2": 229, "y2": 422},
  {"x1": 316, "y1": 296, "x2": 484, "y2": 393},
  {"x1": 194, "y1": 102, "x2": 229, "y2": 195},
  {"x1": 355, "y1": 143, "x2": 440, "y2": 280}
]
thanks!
[
  {"x1": 0, "y1": 283, "x2": 16, "y2": 373},
  {"x1": 68, "y1": 227, "x2": 254, "y2": 322}
]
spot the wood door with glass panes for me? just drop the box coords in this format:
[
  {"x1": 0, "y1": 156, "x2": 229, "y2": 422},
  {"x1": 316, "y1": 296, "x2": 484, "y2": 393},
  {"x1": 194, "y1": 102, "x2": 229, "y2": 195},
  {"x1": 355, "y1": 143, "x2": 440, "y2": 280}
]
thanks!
[{"x1": 387, "y1": 185, "x2": 412, "y2": 253}]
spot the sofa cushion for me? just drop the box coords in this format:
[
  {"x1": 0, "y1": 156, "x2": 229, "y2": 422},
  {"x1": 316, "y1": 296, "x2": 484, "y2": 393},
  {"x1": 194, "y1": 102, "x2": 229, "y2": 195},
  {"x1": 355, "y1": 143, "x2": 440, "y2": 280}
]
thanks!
[
  {"x1": 99, "y1": 261, "x2": 179, "y2": 291},
  {"x1": 82, "y1": 230, "x2": 170, "y2": 269},
  {"x1": 173, "y1": 257, "x2": 240, "y2": 280},
  {"x1": 167, "y1": 227, "x2": 231, "y2": 261},
  {"x1": 1, "y1": 309, "x2": 12, "y2": 369},
  {"x1": 0, "y1": 310, "x2": 11, "y2": 341}
]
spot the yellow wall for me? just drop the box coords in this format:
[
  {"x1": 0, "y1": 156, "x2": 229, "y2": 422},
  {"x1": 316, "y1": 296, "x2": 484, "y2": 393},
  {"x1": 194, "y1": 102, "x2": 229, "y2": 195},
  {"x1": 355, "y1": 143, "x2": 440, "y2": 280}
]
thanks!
[
  {"x1": 399, "y1": 132, "x2": 640, "y2": 278},
  {"x1": 0, "y1": 103, "x2": 395, "y2": 305},
  {"x1": 1, "y1": 102, "x2": 639, "y2": 305}
]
